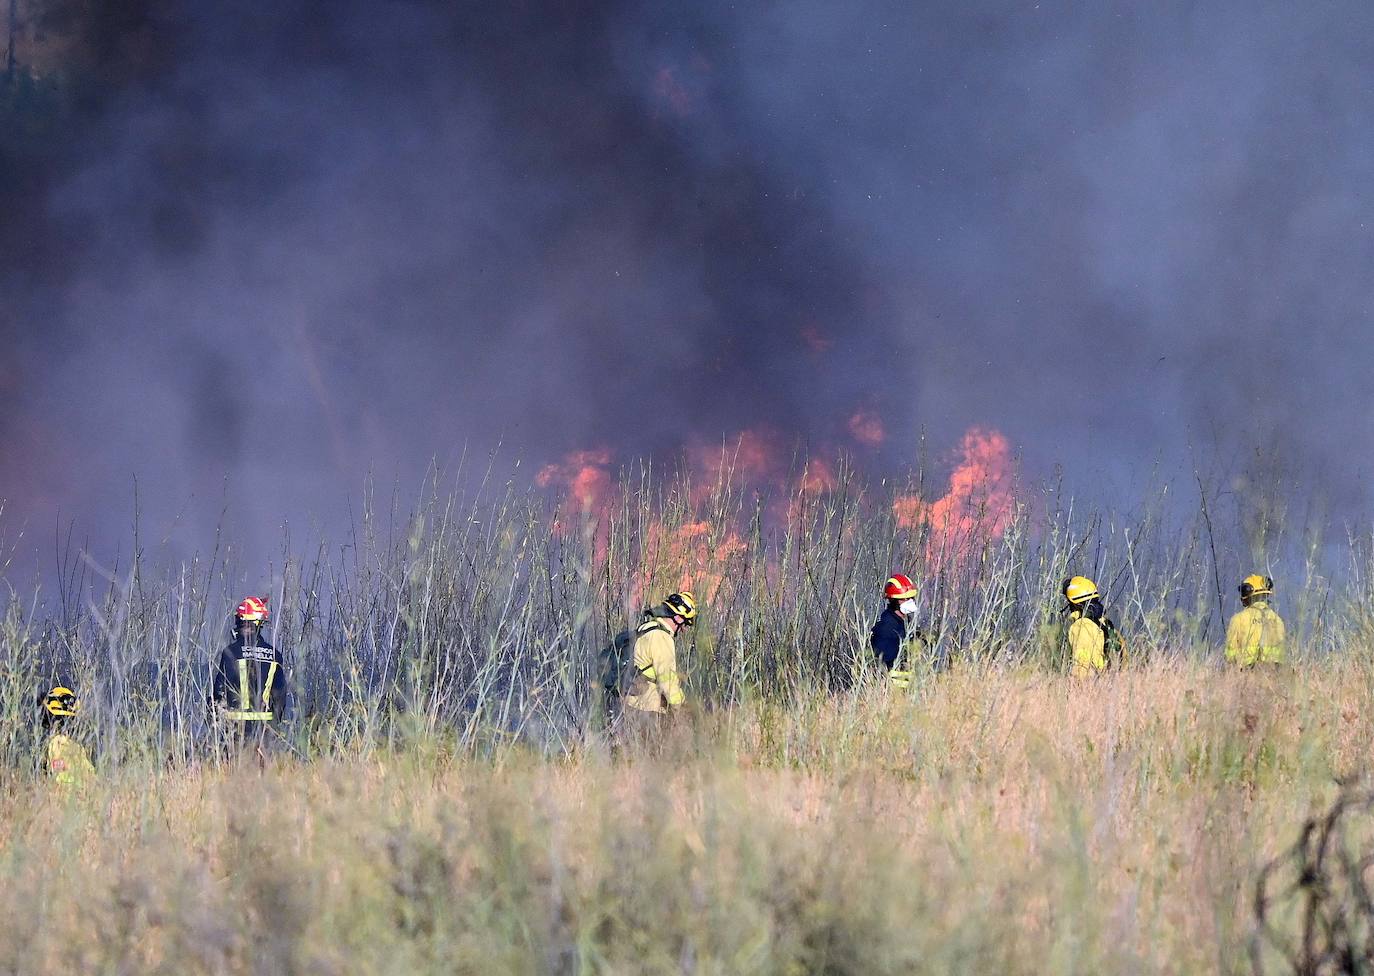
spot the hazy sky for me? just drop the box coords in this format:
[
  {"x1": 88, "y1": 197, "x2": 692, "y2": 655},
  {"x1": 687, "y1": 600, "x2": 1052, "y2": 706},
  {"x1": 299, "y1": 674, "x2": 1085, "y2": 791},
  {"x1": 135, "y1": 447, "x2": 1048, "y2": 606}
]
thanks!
[{"x1": 2, "y1": 0, "x2": 1371, "y2": 574}]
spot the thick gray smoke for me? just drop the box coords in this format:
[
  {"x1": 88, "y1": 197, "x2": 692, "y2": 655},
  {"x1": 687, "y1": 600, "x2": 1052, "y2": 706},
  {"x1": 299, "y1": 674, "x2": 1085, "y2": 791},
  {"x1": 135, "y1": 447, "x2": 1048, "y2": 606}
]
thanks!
[{"x1": 1, "y1": 1, "x2": 1371, "y2": 574}]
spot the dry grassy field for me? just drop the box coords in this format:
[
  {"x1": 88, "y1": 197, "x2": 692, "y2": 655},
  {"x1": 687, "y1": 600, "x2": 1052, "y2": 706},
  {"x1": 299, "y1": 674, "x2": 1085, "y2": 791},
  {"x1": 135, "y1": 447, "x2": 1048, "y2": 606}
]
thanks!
[
  {"x1": 4, "y1": 4, "x2": 1371, "y2": 972},
  {"x1": 0, "y1": 459, "x2": 1366, "y2": 974},
  {"x1": 4, "y1": 662, "x2": 1369, "y2": 975}
]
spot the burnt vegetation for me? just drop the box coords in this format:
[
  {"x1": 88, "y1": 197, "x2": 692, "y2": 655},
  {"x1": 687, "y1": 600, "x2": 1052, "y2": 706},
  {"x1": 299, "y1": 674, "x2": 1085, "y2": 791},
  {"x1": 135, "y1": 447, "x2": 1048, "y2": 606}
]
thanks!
[{"x1": 1253, "y1": 783, "x2": 1374, "y2": 976}]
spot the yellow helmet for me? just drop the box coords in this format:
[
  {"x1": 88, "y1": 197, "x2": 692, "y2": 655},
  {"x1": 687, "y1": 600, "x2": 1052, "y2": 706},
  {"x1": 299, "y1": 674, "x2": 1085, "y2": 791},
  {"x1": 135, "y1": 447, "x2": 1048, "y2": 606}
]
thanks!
[
  {"x1": 43, "y1": 686, "x2": 79, "y2": 718},
  {"x1": 1062, "y1": 576, "x2": 1100, "y2": 606},
  {"x1": 1239, "y1": 574, "x2": 1273, "y2": 600},
  {"x1": 663, "y1": 591, "x2": 697, "y2": 625}
]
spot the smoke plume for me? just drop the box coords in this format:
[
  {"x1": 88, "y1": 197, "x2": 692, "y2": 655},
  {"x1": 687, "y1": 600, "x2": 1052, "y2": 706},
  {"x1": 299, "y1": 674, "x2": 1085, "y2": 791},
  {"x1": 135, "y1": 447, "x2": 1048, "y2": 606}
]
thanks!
[{"x1": 1, "y1": 0, "x2": 1371, "y2": 576}]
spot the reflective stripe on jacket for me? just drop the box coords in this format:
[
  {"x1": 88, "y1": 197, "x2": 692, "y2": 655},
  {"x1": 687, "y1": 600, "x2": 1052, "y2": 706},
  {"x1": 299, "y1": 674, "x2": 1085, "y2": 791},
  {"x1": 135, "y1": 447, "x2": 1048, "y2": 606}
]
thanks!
[
  {"x1": 1226, "y1": 601, "x2": 1286, "y2": 666},
  {"x1": 224, "y1": 659, "x2": 279, "y2": 720},
  {"x1": 872, "y1": 607, "x2": 928, "y2": 687},
  {"x1": 213, "y1": 639, "x2": 287, "y2": 722},
  {"x1": 623, "y1": 622, "x2": 684, "y2": 713}
]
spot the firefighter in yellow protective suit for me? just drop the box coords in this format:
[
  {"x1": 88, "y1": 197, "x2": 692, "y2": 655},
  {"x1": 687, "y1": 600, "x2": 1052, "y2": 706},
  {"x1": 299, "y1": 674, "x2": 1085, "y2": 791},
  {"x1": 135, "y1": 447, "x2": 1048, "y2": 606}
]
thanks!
[
  {"x1": 622, "y1": 591, "x2": 695, "y2": 715},
  {"x1": 1061, "y1": 576, "x2": 1126, "y2": 678},
  {"x1": 41, "y1": 686, "x2": 95, "y2": 790},
  {"x1": 1226, "y1": 574, "x2": 1286, "y2": 666}
]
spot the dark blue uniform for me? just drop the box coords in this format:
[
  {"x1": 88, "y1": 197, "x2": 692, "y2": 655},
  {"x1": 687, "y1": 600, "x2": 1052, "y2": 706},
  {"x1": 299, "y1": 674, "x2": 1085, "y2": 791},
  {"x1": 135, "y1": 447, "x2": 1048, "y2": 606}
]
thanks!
[
  {"x1": 213, "y1": 636, "x2": 288, "y2": 721},
  {"x1": 870, "y1": 607, "x2": 907, "y2": 669}
]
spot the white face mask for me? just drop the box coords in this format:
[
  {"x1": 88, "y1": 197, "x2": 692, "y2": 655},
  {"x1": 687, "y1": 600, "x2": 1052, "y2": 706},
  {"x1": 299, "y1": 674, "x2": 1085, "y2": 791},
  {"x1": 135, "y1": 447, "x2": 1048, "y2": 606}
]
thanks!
[{"x1": 898, "y1": 599, "x2": 917, "y2": 617}]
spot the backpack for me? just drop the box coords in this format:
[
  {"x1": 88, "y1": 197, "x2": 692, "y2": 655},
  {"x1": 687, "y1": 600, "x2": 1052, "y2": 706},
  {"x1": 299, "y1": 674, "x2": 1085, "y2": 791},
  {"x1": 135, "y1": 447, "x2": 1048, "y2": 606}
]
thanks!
[
  {"x1": 1082, "y1": 604, "x2": 1128, "y2": 668},
  {"x1": 598, "y1": 618, "x2": 668, "y2": 696},
  {"x1": 1101, "y1": 617, "x2": 1128, "y2": 668},
  {"x1": 1061, "y1": 605, "x2": 1128, "y2": 670}
]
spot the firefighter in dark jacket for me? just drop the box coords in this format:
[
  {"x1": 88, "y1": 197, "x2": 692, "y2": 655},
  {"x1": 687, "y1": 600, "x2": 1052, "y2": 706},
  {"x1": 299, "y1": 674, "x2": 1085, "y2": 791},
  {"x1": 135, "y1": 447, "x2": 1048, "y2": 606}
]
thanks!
[
  {"x1": 870, "y1": 574, "x2": 926, "y2": 688},
  {"x1": 211, "y1": 597, "x2": 288, "y2": 753}
]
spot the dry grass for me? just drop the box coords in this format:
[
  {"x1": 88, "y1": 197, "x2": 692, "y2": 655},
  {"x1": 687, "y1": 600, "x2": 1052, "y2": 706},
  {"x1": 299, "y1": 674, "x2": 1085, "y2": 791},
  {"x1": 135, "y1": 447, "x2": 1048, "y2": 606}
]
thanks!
[
  {"x1": 0, "y1": 457, "x2": 1363, "y2": 972},
  {"x1": 0, "y1": 661, "x2": 1366, "y2": 975}
]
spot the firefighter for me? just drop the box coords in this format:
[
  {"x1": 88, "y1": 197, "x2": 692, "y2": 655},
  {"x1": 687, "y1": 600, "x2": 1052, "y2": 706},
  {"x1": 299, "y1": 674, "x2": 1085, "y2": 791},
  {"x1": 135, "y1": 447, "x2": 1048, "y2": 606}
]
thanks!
[
  {"x1": 1061, "y1": 576, "x2": 1126, "y2": 678},
  {"x1": 622, "y1": 591, "x2": 695, "y2": 716},
  {"x1": 1226, "y1": 574, "x2": 1286, "y2": 667},
  {"x1": 870, "y1": 574, "x2": 928, "y2": 688},
  {"x1": 41, "y1": 686, "x2": 95, "y2": 790},
  {"x1": 211, "y1": 597, "x2": 289, "y2": 757}
]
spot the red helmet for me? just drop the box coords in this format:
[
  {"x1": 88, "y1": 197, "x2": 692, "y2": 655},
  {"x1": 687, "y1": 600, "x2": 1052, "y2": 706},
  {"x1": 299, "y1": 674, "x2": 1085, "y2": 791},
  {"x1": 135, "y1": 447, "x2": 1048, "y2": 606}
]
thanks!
[
  {"x1": 235, "y1": 596, "x2": 269, "y2": 622},
  {"x1": 883, "y1": 574, "x2": 917, "y2": 600}
]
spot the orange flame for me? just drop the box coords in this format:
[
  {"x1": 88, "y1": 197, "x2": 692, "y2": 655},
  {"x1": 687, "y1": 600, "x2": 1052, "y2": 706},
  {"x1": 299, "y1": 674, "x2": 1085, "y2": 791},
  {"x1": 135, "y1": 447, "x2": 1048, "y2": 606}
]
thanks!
[
  {"x1": 894, "y1": 427, "x2": 1016, "y2": 573},
  {"x1": 847, "y1": 409, "x2": 885, "y2": 448},
  {"x1": 797, "y1": 458, "x2": 836, "y2": 495},
  {"x1": 539, "y1": 426, "x2": 1015, "y2": 596},
  {"x1": 537, "y1": 448, "x2": 615, "y2": 533},
  {"x1": 630, "y1": 518, "x2": 748, "y2": 608},
  {"x1": 784, "y1": 457, "x2": 839, "y2": 524},
  {"x1": 687, "y1": 427, "x2": 782, "y2": 505},
  {"x1": 891, "y1": 493, "x2": 924, "y2": 529},
  {"x1": 661, "y1": 520, "x2": 746, "y2": 602}
]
